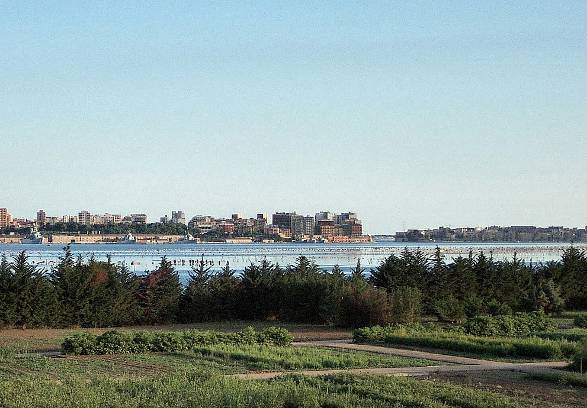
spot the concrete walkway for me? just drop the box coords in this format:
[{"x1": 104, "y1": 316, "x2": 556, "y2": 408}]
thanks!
[{"x1": 234, "y1": 340, "x2": 570, "y2": 380}]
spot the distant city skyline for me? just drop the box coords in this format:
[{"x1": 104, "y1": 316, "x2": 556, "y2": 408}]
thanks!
[
  {"x1": 2, "y1": 2, "x2": 586, "y2": 234},
  {"x1": 1, "y1": 206, "x2": 585, "y2": 233}
]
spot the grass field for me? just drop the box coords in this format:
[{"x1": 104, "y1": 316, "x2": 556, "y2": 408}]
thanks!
[
  {"x1": 354, "y1": 325, "x2": 579, "y2": 360},
  {"x1": 0, "y1": 371, "x2": 526, "y2": 408},
  {"x1": 0, "y1": 345, "x2": 436, "y2": 381},
  {"x1": 1, "y1": 322, "x2": 586, "y2": 407}
]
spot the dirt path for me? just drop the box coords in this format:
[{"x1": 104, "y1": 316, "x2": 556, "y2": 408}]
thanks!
[
  {"x1": 235, "y1": 340, "x2": 570, "y2": 380},
  {"x1": 294, "y1": 340, "x2": 492, "y2": 365}
]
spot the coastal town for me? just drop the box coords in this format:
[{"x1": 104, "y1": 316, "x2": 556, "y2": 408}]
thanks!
[
  {"x1": 394, "y1": 225, "x2": 587, "y2": 243},
  {"x1": 0, "y1": 208, "x2": 369, "y2": 244},
  {"x1": 1, "y1": 207, "x2": 586, "y2": 244}
]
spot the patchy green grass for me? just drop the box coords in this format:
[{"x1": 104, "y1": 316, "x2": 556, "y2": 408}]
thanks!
[
  {"x1": 0, "y1": 345, "x2": 435, "y2": 382},
  {"x1": 190, "y1": 344, "x2": 437, "y2": 371},
  {"x1": 0, "y1": 372, "x2": 523, "y2": 408},
  {"x1": 354, "y1": 325, "x2": 578, "y2": 360},
  {"x1": 526, "y1": 370, "x2": 587, "y2": 388},
  {"x1": 535, "y1": 328, "x2": 587, "y2": 342}
]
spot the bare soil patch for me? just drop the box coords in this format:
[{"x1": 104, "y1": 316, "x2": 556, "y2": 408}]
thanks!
[
  {"x1": 423, "y1": 370, "x2": 587, "y2": 408},
  {"x1": 0, "y1": 322, "x2": 351, "y2": 352}
]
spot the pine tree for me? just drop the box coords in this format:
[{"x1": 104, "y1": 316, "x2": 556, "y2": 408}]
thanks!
[
  {"x1": 0, "y1": 254, "x2": 16, "y2": 326},
  {"x1": 11, "y1": 252, "x2": 58, "y2": 328},
  {"x1": 50, "y1": 247, "x2": 94, "y2": 326},
  {"x1": 138, "y1": 257, "x2": 182, "y2": 324},
  {"x1": 557, "y1": 247, "x2": 587, "y2": 308},
  {"x1": 238, "y1": 259, "x2": 282, "y2": 320},
  {"x1": 426, "y1": 247, "x2": 447, "y2": 313},
  {"x1": 180, "y1": 255, "x2": 213, "y2": 322},
  {"x1": 208, "y1": 261, "x2": 239, "y2": 320}
]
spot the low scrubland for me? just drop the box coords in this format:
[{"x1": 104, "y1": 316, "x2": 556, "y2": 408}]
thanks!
[{"x1": 0, "y1": 371, "x2": 524, "y2": 408}]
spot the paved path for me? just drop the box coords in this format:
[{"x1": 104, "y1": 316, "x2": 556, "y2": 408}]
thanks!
[{"x1": 234, "y1": 340, "x2": 570, "y2": 380}]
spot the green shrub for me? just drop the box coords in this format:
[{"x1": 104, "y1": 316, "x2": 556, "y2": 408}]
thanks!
[
  {"x1": 95, "y1": 331, "x2": 135, "y2": 354},
  {"x1": 434, "y1": 296, "x2": 465, "y2": 323},
  {"x1": 463, "y1": 295, "x2": 484, "y2": 318},
  {"x1": 390, "y1": 286, "x2": 421, "y2": 323},
  {"x1": 528, "y1": 370, "x2": 587, "y2": 388},
  {"x1": 62, "y1": 326, "x2": 294, "y2": 355},
  {"x1": 257, "y1": 326, "x2": 294, "y2": 347},
  {"x1": 574, "y1": 316, "x2": 587, "y2": 328},
  {"x1": 486, "y1": 299, "x2": 513, "y2": 316},
  {"x1": 463, "y1": 312, "x2": 554, "y2": 337},
  {"x1": 61, "y1": 332, "x2": 98, "y2": 355},
  {"x1": 337, "y1": 286, "x2": 391, "y2": 328}
]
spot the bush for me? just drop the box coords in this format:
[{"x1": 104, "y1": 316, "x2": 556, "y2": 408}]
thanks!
[
  {"x1": 257, "y1": 326, "x2": 294, "y2": 347},
  {"x1": 574, "y1": 316, "x2": 587, "y2": 328},
  {"x1": 463, "y1": 296, "x2": 484, "y2": 318},
  {"x1": 390, "y1": 286, "x2": 421, "y2": 323},
  {"x1": 486, "y1": 299, "x2": 513, "y2": 316},
  {"x1": 434, "y1": 296, "x2": 465, "y2": 323},
  {"x1": 95, "y1": 331, "x2": 136, "y2": 354},
  {"x1": 62, "y1": 326, "x2": 294, "y2": 355},
  {"x1": 337, "y1": 286, "x2": 391, "y2": 328},
  {"x1": 61, "y1": 332, "x2": 98, "y2": 355},
  {"x1": 463, "y1": 312, "x2": 554, "y2": 337}
]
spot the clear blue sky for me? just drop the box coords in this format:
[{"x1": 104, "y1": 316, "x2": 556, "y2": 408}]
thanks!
[{"x1": 1, "y1": 1, "x2": 586, "y2": 234}]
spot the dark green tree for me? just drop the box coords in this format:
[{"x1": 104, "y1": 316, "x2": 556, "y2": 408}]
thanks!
[
  {"x1": 180, "y1": 255, "x2": 214, "y2": 322},
  {"x1": 138, "y1": 257, "x2": 182, "y2": 324},
  {"x1": 556, "y1": 247, "x2": 587, "y2": 308},
  {"x1": 237, "y1": 259, "x2": 282, "y2": 320}
]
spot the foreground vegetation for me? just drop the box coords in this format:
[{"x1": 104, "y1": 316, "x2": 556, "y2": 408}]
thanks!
[
  {"x1": 354, "y1": 323, "x2": 579, "y2": 360},
  {"x1": 1, "y1": 246, "x2": 586, "y2": 330},
  {"x1": 1, "y1": 323, "x2": 585, "y2": 407},
  {"x1": 0, "y1": 370, "x2": 524, "y2": 408},
  {"x1": 61, "y1": 327, "x2": 293, "y2": 355},
  {"x1": 527, "y1": 370, "x2": 587, "y2": 388},
  {"x1": 0, "y1": 347, "x2": 435, "y2": 381}
]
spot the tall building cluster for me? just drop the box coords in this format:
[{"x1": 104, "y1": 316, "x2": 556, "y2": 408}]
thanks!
[
  {"x1": 188, "y1": 211, "x2": 365, "y2": 241},
  {"x1": 0, "y1": 208, "x2": 149, "y2": 229},
  {"x1": 1, "y1": 207, "x2": 368, "y2": 242}
]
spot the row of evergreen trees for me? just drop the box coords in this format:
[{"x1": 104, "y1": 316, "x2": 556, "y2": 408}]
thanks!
[
  {"x1": 0, "y1": 246, "x2": 585, "y2": 329},
  {"x1": 370, "y1": 247, "x2": 586, "y2": 321}
]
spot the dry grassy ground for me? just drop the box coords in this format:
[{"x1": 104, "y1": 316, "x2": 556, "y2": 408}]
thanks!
[
  {"x1": 424, "y1": 370, "x2": 587, "y2": 408},
  {"x1": 0, "y1": 321, "x2": 352, "y2": 353}
]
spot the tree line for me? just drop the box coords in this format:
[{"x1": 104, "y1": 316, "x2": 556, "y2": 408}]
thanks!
[
  {"x1": 0, "y1": 246, "x2": 585, "y2": 329},
  {"x1": 39, "y1": 222, "x2": 189, "y2": 235}
]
